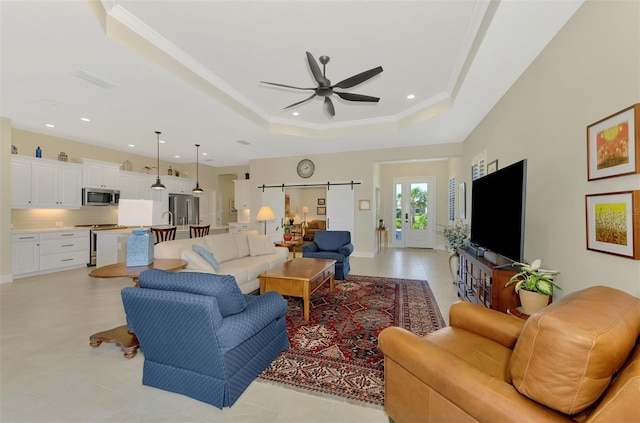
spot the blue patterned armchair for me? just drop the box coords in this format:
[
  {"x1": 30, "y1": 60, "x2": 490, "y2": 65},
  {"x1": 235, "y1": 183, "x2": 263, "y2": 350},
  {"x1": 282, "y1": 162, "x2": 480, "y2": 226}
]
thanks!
[
  {"x1": 302, "y1": 230, "x2": 354, "y2": 279},
  {"x1": 121, "y1": 269, "x2": 289, "y2": 409}
]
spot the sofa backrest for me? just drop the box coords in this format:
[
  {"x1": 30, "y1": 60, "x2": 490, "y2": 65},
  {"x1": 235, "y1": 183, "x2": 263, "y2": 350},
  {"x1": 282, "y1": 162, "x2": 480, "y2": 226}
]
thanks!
[
  {"x1": 313, "y1": 230, "x2": 351, "y2": 251},
  {"x1": 308, "y1": 220, "x2": 326, "y2": 230},
  {"x1": 509, "y1": 286, "x2": 640, "y2": 415},
  {"x1": 154, "y1": 236, "x2": 207, "y2": 259}
]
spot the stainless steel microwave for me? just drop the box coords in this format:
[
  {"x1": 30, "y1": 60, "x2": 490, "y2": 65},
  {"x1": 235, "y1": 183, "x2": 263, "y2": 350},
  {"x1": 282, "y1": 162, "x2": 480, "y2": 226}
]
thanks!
[{"x1": 82, "y1": 188, "x2": 120, "y2": 206}]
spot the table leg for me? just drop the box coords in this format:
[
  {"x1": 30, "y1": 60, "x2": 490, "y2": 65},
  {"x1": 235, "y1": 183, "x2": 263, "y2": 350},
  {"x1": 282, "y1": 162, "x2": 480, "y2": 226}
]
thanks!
[{"x1": 89, "y1": 325, "x2": 139, "y2": 359}]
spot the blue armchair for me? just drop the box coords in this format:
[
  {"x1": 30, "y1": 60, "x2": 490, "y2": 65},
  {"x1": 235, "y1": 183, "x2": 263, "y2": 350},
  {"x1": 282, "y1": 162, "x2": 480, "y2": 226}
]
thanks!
[
  {"x1": 121, "y1": 269, "x2": 289, "y2": 409},
  {"x1": 302, "y1": 230, "x2": 354, "y2": 279}
]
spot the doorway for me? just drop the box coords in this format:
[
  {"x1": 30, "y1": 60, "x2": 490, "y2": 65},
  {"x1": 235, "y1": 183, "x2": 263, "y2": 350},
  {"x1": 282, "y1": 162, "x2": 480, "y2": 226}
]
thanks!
[{"x1": 393, "y1": 177, "x2": 435, "y2": 248}]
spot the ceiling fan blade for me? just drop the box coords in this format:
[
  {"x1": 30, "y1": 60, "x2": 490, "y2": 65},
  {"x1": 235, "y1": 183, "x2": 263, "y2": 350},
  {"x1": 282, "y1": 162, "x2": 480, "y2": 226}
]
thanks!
[
  {"x1": 260, "y1": 81, "x2": 314, "y2": 91},
  {"x1": 324, "y1": 97, "x2": 335, "y2": 117},
  {"x1": 283, "y1": 93, "x2": 317, "y2": 110},
  {"x1": 333, "y1": 66, "x2": 383, "y2": 89},
  {"x1": 335, "y1": 92, "x2": 380, "y2": 103},
  {"x1": 306, "y1": 51, "x2": 328, "y2": 87}
]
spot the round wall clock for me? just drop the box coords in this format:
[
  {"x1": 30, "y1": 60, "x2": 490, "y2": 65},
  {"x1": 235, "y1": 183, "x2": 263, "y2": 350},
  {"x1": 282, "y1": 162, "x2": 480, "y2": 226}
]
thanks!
[{"x1": 297, "y1": 159, "x2": 315, "y2": 178}]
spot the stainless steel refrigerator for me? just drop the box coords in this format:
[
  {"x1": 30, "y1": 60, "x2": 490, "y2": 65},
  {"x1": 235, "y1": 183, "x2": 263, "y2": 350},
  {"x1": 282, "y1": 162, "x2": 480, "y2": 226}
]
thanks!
[{"x1": 169, "y1": 194, "x2": 200, "y2": 226}]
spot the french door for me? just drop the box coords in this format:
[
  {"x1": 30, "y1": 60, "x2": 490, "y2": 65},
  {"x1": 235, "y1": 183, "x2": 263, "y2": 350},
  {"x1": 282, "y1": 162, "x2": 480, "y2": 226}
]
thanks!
[{"x1": 393, "y1": 177, "x2": 435, "y2": 248}]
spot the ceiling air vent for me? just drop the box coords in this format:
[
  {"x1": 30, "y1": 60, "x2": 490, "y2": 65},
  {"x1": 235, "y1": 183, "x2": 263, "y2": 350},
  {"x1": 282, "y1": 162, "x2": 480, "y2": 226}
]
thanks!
[{"x1": 72, "y1": 70, "x2": 116, "y2": 89}]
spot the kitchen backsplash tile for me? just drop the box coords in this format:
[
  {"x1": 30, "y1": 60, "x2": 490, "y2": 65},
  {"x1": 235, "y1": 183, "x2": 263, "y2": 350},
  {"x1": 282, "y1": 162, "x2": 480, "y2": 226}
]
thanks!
[{"x1": 11, "y1": 206, "x2": 119, "y2": 230}]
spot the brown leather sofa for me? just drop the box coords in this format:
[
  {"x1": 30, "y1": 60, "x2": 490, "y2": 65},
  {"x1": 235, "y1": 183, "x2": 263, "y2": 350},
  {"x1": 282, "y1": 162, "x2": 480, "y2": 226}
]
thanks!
[
  {"x1": 303, "y1": 219, "x2": 326, "y2": 241},
  {"x1": 379, "y1": 286, "x2": 640, "y2": 423}
]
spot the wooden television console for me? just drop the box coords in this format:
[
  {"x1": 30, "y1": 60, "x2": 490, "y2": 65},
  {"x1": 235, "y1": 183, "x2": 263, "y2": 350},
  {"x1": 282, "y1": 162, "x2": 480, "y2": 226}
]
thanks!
[{"x1": 456, "y1": 248, "x2": 519, "y2": 313}]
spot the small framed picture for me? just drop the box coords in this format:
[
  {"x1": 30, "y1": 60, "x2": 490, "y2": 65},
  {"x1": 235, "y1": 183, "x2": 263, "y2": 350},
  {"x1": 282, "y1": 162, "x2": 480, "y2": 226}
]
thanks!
[
  {"x1": 587, "y1": 104, "x2": 640, "y2": 181},
  {"x1": 585, "y1": 190, "x2": 640, "y2": 259},
  {"x1": 317, "y1": 206, "x2": 326, "y2": 215},
  {"x1": 317, "y1": 198, "x2": 325, "y2": 205},
  {"x1": 487, "y1": 160, "x2": 498, "y2": 174},
  {"x1": 230, "y1": 199, "x2": 237, "y2": 215},
  {"x1": 359, "y1": 200, "x2": 370, "y2": 210}
]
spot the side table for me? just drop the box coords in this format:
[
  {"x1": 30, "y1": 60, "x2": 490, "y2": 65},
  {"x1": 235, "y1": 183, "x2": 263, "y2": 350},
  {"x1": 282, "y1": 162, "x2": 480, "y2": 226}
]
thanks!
[
  {"x1": 376, "y1": 227, "x2": 388, "y2": 252},
  {"x1": 88, "y1": 259, "x2": 187, "y2": 358},
  {"x1": 274, "y1": 241, "x2": 299, "y2": 258}
]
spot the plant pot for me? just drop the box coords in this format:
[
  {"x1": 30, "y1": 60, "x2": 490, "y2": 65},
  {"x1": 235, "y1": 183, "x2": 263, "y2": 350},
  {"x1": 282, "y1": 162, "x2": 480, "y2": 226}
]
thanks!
[
  {"x1": 283, "y1": 234, "x2": 293, "y2": 242},
  {"x1": 448, "y1": 252, "x2": 459, "y2": 285},
  {"x1": 519, "y1": 289, "x2": 549, "y2": 315}
]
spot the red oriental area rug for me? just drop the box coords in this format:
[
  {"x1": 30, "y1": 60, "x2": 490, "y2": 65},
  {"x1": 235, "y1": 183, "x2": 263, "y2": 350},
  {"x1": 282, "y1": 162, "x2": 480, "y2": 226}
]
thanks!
[{"x1": 259, "y1": 274, "x2": 446, "y2": 407}]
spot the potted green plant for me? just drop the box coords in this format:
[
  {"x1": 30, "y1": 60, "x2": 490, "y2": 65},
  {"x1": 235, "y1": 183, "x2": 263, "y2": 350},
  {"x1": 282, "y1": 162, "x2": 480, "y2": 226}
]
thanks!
[
  {"x1": 436, "y1": 221, "x2": 470, "y2": 284},
  {"x1": 275, "y1": 223, "x2": 293, "y2": 241},
  {"x1": 505, "y1": 259, "x2": 561, "y2": 314}
]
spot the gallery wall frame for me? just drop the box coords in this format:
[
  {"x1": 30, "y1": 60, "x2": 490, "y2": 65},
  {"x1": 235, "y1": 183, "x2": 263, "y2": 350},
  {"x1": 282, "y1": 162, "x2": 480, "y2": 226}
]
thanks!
[
  {"x1": 587, "y1": 103, "x2": 640, "y2": 181},
  {"x1": 318, "y1": 198, "x2": 326, "y2": 205},
  {"x1": 317, "y1": 206, "x2": 326, "y2": 215},
  {"x1": 359, "y1": 200, "x2": 370, "y2": 211},
  {"x1": 585, "y1": 190, "x2": 640, "y2": 259},
  {"x1": 487, "y1": 160, "x2": 498, "y2": 174}
]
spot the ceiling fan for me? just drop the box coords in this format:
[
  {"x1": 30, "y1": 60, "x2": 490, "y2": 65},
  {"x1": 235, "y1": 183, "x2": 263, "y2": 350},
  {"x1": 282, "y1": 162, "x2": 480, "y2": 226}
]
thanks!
[{"x1": 260, "y1": 51, "x2": 383, "y2": 117}]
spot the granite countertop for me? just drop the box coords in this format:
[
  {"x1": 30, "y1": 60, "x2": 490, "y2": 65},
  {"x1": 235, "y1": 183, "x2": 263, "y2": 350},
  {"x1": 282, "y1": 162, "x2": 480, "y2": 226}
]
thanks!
[
  {"x1": 12, "y1": 227, "x2": 89, "y2": 234},
  {"x1": 12, "y1": 225, "x2": 228, "y2": 235}
]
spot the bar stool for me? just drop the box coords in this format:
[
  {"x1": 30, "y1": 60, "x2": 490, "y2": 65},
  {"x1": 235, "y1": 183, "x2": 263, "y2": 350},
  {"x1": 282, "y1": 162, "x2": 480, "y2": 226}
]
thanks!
[
  {"x1": 151, "y1": 227, "x2": 176, "y2": 244},
  {"x1": 189, "y1": 225, "x2": 210, "y2": 238}
]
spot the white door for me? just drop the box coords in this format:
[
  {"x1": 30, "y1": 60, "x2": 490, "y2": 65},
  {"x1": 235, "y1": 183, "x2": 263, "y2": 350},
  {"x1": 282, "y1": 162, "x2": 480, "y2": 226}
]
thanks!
[
  {"x1": 393, "y1": 177, "x2": 435, "y2": 248},
  {"x1": 326, "y1": 185, "x2": 355, "y2": 233},
  {"x1": 261, "y1": 189, "x2": 285, "y2": 242}
]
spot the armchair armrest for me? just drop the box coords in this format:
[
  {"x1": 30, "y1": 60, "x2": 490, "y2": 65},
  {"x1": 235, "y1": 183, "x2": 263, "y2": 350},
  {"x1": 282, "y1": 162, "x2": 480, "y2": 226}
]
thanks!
[
  {"x1": 378, "y1": 327, "x2": 571, "y2": 423},
  {"x1": 338, "y1": 243, "x2": 354, "y2": 257},
  {"x1": 449, "y1": 301, "x2": 525, "y2": 348},
  {"x1": 303, "y1": 243, "x2": 319, "y2": 253}
]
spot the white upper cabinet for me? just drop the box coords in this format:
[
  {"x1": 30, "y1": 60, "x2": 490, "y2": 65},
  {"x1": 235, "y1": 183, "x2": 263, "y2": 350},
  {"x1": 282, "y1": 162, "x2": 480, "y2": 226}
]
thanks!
[
  {"x1": 83, "y1": 159, "x2": 120, "y2": 189},
  {"x1": 119, "y1": 171, "x2": 152, "y2": 200},
  {"x1": 11, "y1": 156, "x2": 82, "y2": 209},
  {"x1": 165, "y1": 176, "x2": 196, "y2": 194},
  {"x1": 233, "y1": 179, "x2": 251, "y2": 210}
]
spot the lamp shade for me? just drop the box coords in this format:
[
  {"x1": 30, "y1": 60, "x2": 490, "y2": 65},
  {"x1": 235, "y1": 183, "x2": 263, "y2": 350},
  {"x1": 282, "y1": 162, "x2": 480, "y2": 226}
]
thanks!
[
  {"x1": 118, "y1": 199, "x2": 162, "y2": 227},
  {"x1": 301, "y1": 206, "x2": 309, "y2": 213},
  {"x1": 256, "y1": 205, "x2": 276, "y2": 221}
]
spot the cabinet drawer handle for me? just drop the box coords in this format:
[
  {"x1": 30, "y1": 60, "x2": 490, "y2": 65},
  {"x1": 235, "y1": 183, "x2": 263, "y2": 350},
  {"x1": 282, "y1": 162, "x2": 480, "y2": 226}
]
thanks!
[
  {"x1": 61, "y1": 244, "x2": 74, "y2": 247},
  {"x1": 61, "y1": 234, "x2": 74, "y2": 237},
  {"x1": 61, "y1": 258, "x2": 74, "y2": 262},
  {"x1": 18, "y1": 236, "x2": 36, "y2": 240}
]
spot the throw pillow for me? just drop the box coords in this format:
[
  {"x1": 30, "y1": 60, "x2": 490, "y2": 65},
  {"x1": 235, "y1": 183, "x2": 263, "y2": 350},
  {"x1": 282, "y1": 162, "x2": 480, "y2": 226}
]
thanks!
[
  {"x1": 193, "y1": 244, "x2": 220, "y2": 272},
  {"x1": 180, "y1": 249, "x2": 215, "y2": 272},
  {"x1": 247, "y1": 234, "x2": 276, "y2": 256},
  {"x1": 138, "y1": 269, "x2": 246, "y2": 317}
]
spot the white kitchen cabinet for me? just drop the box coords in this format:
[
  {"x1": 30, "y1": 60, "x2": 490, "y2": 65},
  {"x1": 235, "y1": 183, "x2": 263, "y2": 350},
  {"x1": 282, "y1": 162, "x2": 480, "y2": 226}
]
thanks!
[
  {"x1": 12, "y1": 230, "x2": 89, "y2": 279},
  {"x1": 233, "y1": 179, "x2": 251, "y2": 209},
  {"x1": 228, "y1": 222, "x2": 252, "y2": 233},
  {"x1": 165, "y1": 176, "x2": 196, "y2": 194},
  {"x1": 119, "y1": 171, "x2": 151, "y2": 200},
  {"x1": 39, "y1": 231, "x2": 90, "y2": 271},
  {"x1": 11, "y1": 233, "x2": 40, "y2": 275},
  {"x1": 11, "y1": 156, "x2": 82, "y2": 209},
  {"x1": 11, "y1": 156, "x2": 33, "y2": 207},
  {"x1": 83, "y1": 159, "x2": 120, "y2": 189}
]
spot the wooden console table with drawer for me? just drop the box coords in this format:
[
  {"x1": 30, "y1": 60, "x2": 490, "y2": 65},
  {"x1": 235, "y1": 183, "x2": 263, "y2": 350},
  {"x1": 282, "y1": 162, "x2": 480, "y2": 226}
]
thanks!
[{"x1": 456, "y1": 248, "x2": 519, "y2": 313}]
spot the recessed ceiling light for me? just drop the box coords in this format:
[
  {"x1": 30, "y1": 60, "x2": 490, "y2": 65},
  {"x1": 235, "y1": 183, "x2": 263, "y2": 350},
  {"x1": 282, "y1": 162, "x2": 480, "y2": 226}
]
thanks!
[
  {"x1": 159, "y1": 140, "x2": 166, "y2": 144},
  {"x1": 128, "y1": 144, "x2": 135, "y2": 148},
  {"x1": 44, "y1": 123, "x2": 55, "y2": 128},
  {"x1": 202, "y1": 152, "x2": 208, "y2": 156},
  {"x1": 292, "y1": 112, "x2": 299, "y2": 116},
  {"x1": 407, "y1": 94, "x2": 415, "y2": 100},
  {"x1": 174, "y1": 155, "x2": 180, "y2": 159},
  {"x1": 80, "y1": 117, "x2": 91, "y2": 122}
]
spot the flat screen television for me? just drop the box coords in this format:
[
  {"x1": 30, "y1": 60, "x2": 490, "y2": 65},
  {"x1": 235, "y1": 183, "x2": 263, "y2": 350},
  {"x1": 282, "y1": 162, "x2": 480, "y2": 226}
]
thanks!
[{"x1": 470, "y1": 159, "x2": 527, "y2": 263}]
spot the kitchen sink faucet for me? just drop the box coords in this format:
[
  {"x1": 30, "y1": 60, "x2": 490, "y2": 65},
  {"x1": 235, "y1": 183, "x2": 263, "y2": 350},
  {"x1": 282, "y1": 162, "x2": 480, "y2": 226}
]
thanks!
[{"x1": 161, "y1": 211, "x2": 173, "y2": 226}]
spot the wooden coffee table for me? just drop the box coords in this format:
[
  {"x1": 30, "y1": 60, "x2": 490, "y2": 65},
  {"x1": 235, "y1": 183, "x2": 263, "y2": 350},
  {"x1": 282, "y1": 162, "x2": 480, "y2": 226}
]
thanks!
[
  {"x1": 259, "y1": 258, "x2": 336, "y2": 321},
  {"x1": 88, "y1": 258, "x2": 187, "y2": 358}
]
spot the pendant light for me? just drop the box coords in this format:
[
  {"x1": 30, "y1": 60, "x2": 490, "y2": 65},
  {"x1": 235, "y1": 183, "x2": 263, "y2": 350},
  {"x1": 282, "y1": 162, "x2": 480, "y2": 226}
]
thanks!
[
  {"x1": 192, "y1": 143, "x2": 203, "y2": 194},
  {"x1": 151, "y1": 131, "x2": 165, "y2": 190}
]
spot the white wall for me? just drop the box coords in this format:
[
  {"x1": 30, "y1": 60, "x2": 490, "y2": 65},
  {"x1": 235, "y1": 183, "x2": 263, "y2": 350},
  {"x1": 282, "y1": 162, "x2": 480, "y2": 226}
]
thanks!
[{"x1": 459, "y1": 1, "x2": 640, "y2": 298}]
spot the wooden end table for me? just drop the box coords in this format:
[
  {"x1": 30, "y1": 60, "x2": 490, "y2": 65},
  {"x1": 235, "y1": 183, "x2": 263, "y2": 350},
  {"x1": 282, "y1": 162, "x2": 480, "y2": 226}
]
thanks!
[
  {"x1": 274, "y1": 240, "x2": 299, "y2": 258},
  {"x1": 88, "y1": 259, "x2": 187, "y2": 358},
  {"x1": 259, "y1": 258, "x2": 336, "y2": 321}
]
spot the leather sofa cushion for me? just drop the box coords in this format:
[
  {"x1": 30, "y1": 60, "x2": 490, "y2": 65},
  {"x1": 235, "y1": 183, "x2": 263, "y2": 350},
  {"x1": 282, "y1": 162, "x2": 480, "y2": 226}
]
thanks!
[
  {"x1": 138, "y1": 269, "x2": 247, "y2": 317},
  {"x1": 509, "y1": 286, "x2": 640, "y2": 415}
]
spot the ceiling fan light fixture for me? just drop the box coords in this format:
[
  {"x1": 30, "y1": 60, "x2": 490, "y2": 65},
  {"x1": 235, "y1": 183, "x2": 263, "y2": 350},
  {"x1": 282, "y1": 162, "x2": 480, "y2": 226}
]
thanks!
[
  {"x1": 151, "y1": 131, "x2": 166, "y2": 190},
  {"x1": 192, "y1": 143, "x2": 204, "y2": 194}
]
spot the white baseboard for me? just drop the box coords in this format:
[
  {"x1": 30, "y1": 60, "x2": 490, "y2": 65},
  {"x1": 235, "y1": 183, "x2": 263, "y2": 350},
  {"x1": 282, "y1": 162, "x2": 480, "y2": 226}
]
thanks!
[{"x1": 0, "y1": 273, "x2": 14, "y2": 284}]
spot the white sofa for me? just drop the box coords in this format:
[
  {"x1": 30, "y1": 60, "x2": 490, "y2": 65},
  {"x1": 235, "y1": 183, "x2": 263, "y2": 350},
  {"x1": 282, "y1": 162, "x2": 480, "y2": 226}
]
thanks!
[{"x1": 153, "y1": 230, "x2": 288, "y2": 293}]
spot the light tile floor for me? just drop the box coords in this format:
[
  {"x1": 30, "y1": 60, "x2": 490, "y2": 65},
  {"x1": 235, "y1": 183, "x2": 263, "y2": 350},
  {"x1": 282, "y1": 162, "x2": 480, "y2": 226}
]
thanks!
[{"x1": 1, "y1": 248, "x2": 459, "y2": 423}]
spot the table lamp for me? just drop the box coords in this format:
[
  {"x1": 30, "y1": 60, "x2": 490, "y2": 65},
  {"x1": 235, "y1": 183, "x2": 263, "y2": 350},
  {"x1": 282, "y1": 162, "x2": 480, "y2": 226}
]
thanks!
[
  {"x1": 256, "y1": 205, "x2": 276, "y2": 235},
  {"x1": 118, "y1": 199, "x2": 162, "y2": 267},
  {"x1": 301, "y1": 206, "x2": 309, "y2": 227}
]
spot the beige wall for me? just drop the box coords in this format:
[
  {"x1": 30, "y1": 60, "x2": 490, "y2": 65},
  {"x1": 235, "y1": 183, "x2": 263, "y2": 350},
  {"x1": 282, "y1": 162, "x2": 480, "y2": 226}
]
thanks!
[
  {"x1": 248, "y1": 143, "x2": 463, "y2": 256},
  {"x1": 457, "y1": 0, "x2": 640, "y2": 298},
  {"x1": 1, "y1": 117, "x2": 12, "y2": 282}
]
